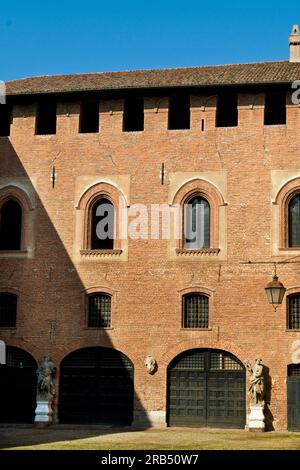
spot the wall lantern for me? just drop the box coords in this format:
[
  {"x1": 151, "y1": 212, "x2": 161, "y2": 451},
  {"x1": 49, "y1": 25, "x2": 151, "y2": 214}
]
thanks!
[{"x1": 265, "y1": 266, "x2": 286, "y2": 311}]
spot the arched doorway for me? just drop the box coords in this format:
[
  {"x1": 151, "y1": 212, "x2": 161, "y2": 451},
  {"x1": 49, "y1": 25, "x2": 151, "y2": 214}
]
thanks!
[
  {"x1": 167, "y1": 349, "x2": 246, "y2": 428},
  {"x1": 0, "y1": 346, "x2": 37, "y2": 423},
  {"x1": 287, "y1": 363, "x2": 300, "y2": 431},
  {"x1": 59, "y1": 347, "x2": 134, "y2": 425}
]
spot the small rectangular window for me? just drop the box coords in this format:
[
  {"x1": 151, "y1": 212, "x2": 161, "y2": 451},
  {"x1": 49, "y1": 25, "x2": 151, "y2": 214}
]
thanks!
[
  {"x1": 183, "y1": 294, "x2": 209, "y2": 329},
  {"x1": 79, "y1": 100, "x2": 99, "y2": 133},
  {"x1": 264, "y1": 91, "x2": 286, "y2": 125},
  {"x1": 216, "y1": 92, "x2": 238, "y2": 127},
  {"x1": 0, "y1": 104, "x2": 11, "y2": 137},
  {"x1": 88, "y1": 294, "x2": 111, "y2": 328},
  {"x1": 123, "y1": 97, "x2": 144, "y2": 132},
  {"x1": 36, "y1": 101, "x2": 56, "y2": 135},
  {"x1": 288, "y1": 296, "x2": 300, "y2": 330},
  {"x1": 168, "y1": 95, "x2": 190, "y2": 130},
  {"x1": 0, "y1": 293, "x2": 17, "y2": 328}
]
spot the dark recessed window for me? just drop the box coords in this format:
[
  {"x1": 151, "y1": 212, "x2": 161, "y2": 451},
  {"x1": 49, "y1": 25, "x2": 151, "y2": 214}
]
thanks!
[
  {"x1": 79, "y1": 100, "x2": 99, "y2": 133},
  {"x1": 264, "y1": 92, "x2": 286, "y2": 125},
  {"x1": 0, "y1": 199, "x2": 22, "y2": 250},
  {"x1": 288, "y1": 194, "x2": 300, "y2": 247},
  {"x1": 168, "y1": 95, "x2": 190, "y2": 130},
  {"x1": 288, "y1": 295, "x2": 300, "y2": 330},
  {"x1": 216, "y1": 92, "x2": 238, "y2": 127},
  {"x1": 36, "y1": 101, "x2": 56, "y2": 135},
  {"x1": 91, "y1": 198, "x2": 114, "y2": 250},
  {"x1": 0, "y1": 104, "x2": 12, "y2": 137},
  {"x1": 185, "y1": 196, "x2": 210, "y2": 249},
  {"x1": 0, "y1": 293, "x2": 17, "y2": 327},
  {"x1": 183, "y1": 294, "x2": 209, "y2": 329},
  {"x1": 123, "y1": 97, "x2": 144, "y2": 132},
  {"x1": 88, "y1": 294, "x2": 111, "y2": 328}
]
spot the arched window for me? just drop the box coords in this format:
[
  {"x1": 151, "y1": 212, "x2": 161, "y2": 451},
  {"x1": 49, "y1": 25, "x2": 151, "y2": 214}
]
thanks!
[
  {"x1": 289, "y1": 194, "x2": 300, "y2": 247},
  {"x1": 185, "y1": 196, "x2": 210, "y2": 249},
  {"x1": 87, "y1": 293, "x2": 111, "y2": 328},
  {"x1": 287, "y1": 294, "x2": 300, "y2": 330},
  {"x1": 90, "y1": 198, "x2": 115, "y2": 250},
  {"x1": 0, "y1": 199, "x2": 22, "y2": 250},
  {"x1": 182, "y1": 293, "x2": 209, "y2": 329},
  {"x1": 0, "y1": 293, "x2": 17, "y2": 327}
]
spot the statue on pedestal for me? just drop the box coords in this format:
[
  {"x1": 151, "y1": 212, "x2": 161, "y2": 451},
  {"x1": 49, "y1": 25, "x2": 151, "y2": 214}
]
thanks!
[
  {"x1": 36, "y1": 355, "x2": 56, "y2": 400},
  {"x1": 246, "y1": 358, "x2": 265, "y2": 405}
]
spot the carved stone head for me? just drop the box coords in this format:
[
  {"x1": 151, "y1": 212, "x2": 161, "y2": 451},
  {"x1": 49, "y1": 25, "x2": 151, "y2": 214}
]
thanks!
[{"x1": 145, "y1": 356, "x2": 157, "y2": 375}]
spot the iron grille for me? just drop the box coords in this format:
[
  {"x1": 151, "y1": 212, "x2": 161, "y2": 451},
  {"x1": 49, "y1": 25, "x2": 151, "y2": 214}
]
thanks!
[
  {"x1": 210, "y1": 352, "x2": 243, "y2": 370},
  {"x1": 88, "y1": 294, "x2": 111, "y2": 328},
  {"x1": 172, "y1": 351, "x2": 205, "y2": 370},
  {"x1": 288, "y1": 295, "x2": 300, "y2": 330},
  {"x1": 5, "y1": 346, "x2": 36, "y2": 368},
  {"x1": 183, "y1": 294, "x2": 209, "y2": 329},
  {"x1": 288, "y1": 364, "x2": 300, "y2": 377},
  {"x1": 63, "y1": 347, "x2": 133, "y2": 370},
  {"x1": 0, "y1": 293, "x2": 17, "y2": 328}
]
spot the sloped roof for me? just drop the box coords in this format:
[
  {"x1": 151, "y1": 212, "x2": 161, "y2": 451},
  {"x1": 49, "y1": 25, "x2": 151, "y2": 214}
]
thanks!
[{"x1": 5, "y1": 61, "x2": 300, "y2": 96}]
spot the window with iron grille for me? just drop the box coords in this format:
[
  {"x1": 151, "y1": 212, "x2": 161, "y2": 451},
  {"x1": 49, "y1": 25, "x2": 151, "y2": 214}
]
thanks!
[
  {"x1": 0, "y1": 293, "x2": 17, "y2": 327},
  {"x1": 183, "y1": 294, "x2": 209, "y2": 329},
  {"x1": 88, "y1": 294, "x2": 111, "y2": 328},
  {"x1": 288, "y1": 295, "x2": 300, "y2": 330},
  {"x1": 288, "y1": 194, "x2": 300, "y2": 247}
]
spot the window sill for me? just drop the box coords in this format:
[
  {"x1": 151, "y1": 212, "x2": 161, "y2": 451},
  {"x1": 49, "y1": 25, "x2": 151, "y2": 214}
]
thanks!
[
  {"x1": 286, "y1": 329, "x2": 300, "y2": 332},
  {"x1": 0, "y1": 250, "x2": 28, "y2": 259},
  {"x1": 0, "y1": 327, "x2": 17, "y2": 330},
  {"x1": 181, "y1": 328, "x2": 212, "y2": 331},
  {"x1": 176, "y1": 248, "x2": 220, "y2": 257},
  {"x1": 80, "y1": 249, "x2": 122, "y2": 258},
  {"x1": 84, "y1": 327, "x2": 114, "y2": 330},
  {"x1": 279, "y1": 247, "x2": 300, "y2": 251}
]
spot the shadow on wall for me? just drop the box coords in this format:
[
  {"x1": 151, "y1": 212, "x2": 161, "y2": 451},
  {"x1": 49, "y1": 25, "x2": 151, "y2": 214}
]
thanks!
[
  {"x1": 264, "y1": 365, "x2": 274, "y2": 432},
  {"x1": 0, "y1": 137, "x2": 150, "y2": 431}
]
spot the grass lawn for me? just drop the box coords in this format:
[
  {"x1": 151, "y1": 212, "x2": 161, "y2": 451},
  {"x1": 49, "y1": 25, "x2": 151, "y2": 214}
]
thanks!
[{"x1": 0, "y1": 427, "x2": 300, "y2": 450}]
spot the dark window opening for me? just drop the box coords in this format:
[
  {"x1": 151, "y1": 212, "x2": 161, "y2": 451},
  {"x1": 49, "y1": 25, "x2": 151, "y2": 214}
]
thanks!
[
  {"x1": 216, "y1": 92, "x2": 238, "y2": 127},
  {"x1": 183, "y1": 294, "x2": 209, "y2": 329},
  {"x1": 288, "y1": 295, "x2": 300, "y2": 330},
  {"x1": 123, "y1": 97, "x2": 144, "y2": 132},
  {"x1": 79, "y1": 100, "x2": 99, "y2": 133},
  {"x1": 0, "y1": 199, "x2": 22, "y2": 250},
  {"x1": 88, "y1": 294, "x2": 111, "y2": 328},
  {"x1": 264, "y1": 92, "x2": 286, "y2": 125},
  {"x1": 289, "y1": 194, "x2": 300, "y2": 247},
  {"x1": 91, "y1": 198, "x2": 114, "y2": 250},
  {"x1": 0, "y1": 105, "x2": 11, "y2": 137},
  {"x1": 185, "y1": 196, "x2": 210, "y2": 249},
  {"x1": 36, "y1": 101, "x2": 56, "y2": 135},
  {"x1": 0, "y1": 293, "x2": 17, "y2": 327},
  {"x1": 168, "y1": 95, "x2": 190, "y2": 130}
]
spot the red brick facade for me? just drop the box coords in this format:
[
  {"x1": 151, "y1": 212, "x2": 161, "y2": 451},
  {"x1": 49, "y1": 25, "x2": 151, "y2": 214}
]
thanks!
[{"x1": 1, "y1": 70, "x2": 300, "y2": 429}]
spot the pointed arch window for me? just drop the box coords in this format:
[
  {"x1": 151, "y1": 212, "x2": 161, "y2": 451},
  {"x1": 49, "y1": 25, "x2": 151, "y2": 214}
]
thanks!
[
  {"x1": 90, "y1": 197, "x2": 115, "y2": 250},
  {"x1": 288, "y1": 194, "x2": 300, "y2": 247},
  {"x1": 185, "y1": 196, "x2": 210, "y2": 249}
]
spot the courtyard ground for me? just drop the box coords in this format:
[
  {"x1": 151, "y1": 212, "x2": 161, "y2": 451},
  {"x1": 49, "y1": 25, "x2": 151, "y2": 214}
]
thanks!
[{"x1": 0, "y1": 426, "x2": 299, "y2": 450}]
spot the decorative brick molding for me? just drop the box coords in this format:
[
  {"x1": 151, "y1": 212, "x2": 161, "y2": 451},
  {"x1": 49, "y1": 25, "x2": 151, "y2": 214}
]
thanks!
[
  {"x1": 77, "y1": 182, "x2": 126, "y2": 251},
  {"x1": 275, "y1": 177, "x2": 300, "y2": 248},
  {"x1": 0, "y1": 185, "x2": 33, "y2": 254},
  {"x1": 172, "y1": 178, "x2": 225, "y2": 250}
]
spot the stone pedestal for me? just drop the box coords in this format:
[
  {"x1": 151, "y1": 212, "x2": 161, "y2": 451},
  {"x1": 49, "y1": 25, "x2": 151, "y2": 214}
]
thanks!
[
  {"x1": 248, "y1": 404, "x2": 265, "y2": 432},
  {"x1": 34, "y1": 400, "x2": 53, "y2": 426}
]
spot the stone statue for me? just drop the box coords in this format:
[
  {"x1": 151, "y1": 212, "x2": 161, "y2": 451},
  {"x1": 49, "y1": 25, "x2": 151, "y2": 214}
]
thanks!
[
  {"x1": 145, "y1": 356, "x2": 157, "y2": 375},
  {"x1": 36, "y1": 355, "x2": 56, "y2": 400},
  {"x1": 246, "y1": 358, "x2": 265, "y2": 405}
]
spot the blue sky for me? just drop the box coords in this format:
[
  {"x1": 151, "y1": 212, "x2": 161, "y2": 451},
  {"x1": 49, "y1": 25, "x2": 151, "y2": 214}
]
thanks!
[{"x1": 0, "y1": 0, "x2": 299, "y2": 81}]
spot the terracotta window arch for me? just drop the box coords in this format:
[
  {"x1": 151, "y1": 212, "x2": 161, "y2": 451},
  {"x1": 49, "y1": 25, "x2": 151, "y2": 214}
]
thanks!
[
  {"x1": 0, "y1": 186, "x2": 32, "y2": 253},
  {"x1": 77, "y1": 182, "x2": 126, "y2": 254},
  {"x1": 275, "y1": 178, "x2": 300, "y2": 249},
  {"x1": 172, "y1": 179, "x2": 224, "y2": 254}
]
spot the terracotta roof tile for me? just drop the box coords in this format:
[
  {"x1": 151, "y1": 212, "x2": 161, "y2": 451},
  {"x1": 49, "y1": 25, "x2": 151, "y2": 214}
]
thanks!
[{"x1": 5, "y1": 61, "x2": 300, "y2": 96}]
